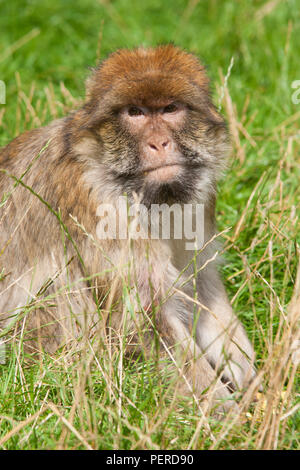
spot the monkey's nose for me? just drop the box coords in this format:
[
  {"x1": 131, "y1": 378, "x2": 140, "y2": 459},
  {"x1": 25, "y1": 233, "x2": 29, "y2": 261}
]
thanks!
[{"x1": 147, "y1": 139, "x2": 170, "y2": 152}]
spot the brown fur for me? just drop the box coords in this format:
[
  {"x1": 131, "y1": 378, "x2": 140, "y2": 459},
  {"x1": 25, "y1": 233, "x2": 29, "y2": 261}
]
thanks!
[{"x1": 0, "y1": 45, "x2": 256, "y2": 415}]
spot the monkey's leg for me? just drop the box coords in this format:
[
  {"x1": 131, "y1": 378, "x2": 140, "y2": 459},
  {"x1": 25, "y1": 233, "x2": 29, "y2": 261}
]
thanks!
[
  {"x1": 109, "y1": 247, "x2": 238, "y2": 413},
  {"x1": 109, "y1": 277, "x2": 235, "y2": 412},
  {"x1": 6, "y1": 276, "x2": 100, "y2": 357}
]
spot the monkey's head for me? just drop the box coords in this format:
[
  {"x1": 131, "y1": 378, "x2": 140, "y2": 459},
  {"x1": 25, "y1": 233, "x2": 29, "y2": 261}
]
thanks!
[{"x1": 76, "y1": 45, "x2": 229, "y2": 206}]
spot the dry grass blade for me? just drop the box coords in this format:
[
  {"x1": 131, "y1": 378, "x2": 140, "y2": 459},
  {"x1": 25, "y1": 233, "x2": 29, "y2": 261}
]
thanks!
[
  {"x1": 48, "y1": 403, "x2": 94, "y2": 450},
  {"x1": 0, "y1": 29, "x2": 40, "y2": 63},
  {"x1": 0, "y1": 405, "x2": 49, "y2": 447},
  {"x1": 218, "y1": 70, "x2": 246, "y2": 164}
]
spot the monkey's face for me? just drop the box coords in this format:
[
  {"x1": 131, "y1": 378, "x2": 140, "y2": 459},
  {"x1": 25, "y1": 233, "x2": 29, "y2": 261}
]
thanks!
[
  {"x1": 95, "y1": 101, "x2": 228, "y2": 207},
  {"x1": 121, "y1": 102, "x2": 185, "y2": 184},
  {"x1": 81, "y1": 46, "x2": 229, "y2": 206},
  {"x1": 114, "y1": 101, "x2": 199, "y2": 204}
]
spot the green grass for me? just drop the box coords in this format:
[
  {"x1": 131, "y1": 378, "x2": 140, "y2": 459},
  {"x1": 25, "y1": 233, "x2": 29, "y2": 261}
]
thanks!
[{"x1": 0, "y1": 0, "x2": 299, "y2": 450}]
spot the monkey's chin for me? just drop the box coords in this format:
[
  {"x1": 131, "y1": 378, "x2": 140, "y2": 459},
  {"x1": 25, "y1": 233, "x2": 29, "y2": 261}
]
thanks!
[{"x1": 143, "y1": 164, "x2": 182, "y2": 182}]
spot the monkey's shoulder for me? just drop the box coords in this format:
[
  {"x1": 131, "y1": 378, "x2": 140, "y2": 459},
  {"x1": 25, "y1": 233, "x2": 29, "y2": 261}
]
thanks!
[{"x1": 0, "y1": 119, "x2": 68, "y2": 169}]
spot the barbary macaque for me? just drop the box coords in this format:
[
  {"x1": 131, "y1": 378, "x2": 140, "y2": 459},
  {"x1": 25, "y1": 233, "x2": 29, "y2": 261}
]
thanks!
[{"x1": 0, "y1": 45, "x2": 256, "y2": 413}]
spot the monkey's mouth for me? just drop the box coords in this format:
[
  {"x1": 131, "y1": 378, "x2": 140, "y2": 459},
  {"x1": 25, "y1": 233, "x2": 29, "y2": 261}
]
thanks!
[{"x1": 142, "y1": 163, "x2": 182, "y2": 181}]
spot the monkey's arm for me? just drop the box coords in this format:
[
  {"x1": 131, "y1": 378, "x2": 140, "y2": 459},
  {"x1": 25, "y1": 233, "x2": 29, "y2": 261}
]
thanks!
[{"x1": 196, "y1": 268, "x2": 256, "y2": 390}]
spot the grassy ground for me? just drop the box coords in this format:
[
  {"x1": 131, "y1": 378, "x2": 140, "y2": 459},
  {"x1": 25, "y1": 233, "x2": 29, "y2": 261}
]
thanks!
[{"x1": 0, "y1": 0, "x2": 299, "y2": 450}]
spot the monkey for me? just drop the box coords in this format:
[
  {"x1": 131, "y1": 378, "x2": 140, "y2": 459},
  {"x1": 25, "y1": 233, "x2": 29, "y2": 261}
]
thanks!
[{"x1": 0, "y1": 45, "x2": 256, "y2": 414}]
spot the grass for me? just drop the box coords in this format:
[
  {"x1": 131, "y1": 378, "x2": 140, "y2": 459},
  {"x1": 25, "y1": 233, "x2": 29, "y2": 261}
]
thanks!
[{"x1": 0, "y1": 0, "x2": 299, "y2": 450}]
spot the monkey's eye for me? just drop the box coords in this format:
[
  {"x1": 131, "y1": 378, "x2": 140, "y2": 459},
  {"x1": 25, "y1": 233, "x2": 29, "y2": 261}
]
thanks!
[
  {"x1": 128, "y1": 106, "x2": 144, "y2": 117},
  {"x1": 163, "y1": 104, "x2": 178, "y2": 114}
]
